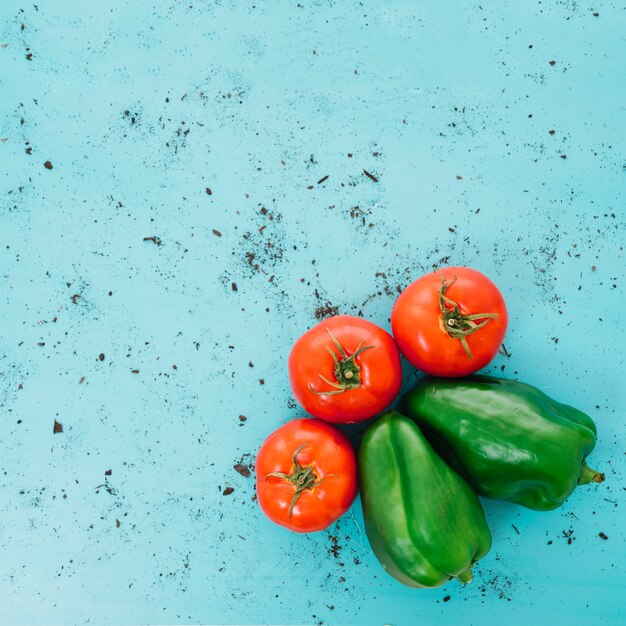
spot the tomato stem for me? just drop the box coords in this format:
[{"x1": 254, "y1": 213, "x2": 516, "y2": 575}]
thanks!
[
  {"x1": 266, "y1": 443, "x2": 331, "y2": 517},
  {"x1": 308, "y1": 329, "x2": 374, "y2": 396},
  {"x1": 438, "y1": 277, "x2": 499, "y2": 359}
]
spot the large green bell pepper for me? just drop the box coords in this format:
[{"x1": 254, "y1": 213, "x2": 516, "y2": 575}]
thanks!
[
  {"x1": 359, "y1": 411, "x2": 492, "y2": 588},
  {"x1": 403, "y1": 376, "x2": 604, "y2": 511}
]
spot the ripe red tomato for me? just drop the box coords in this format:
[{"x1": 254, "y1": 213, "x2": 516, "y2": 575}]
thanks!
[
  {"x1": 391, "y1": 266, "x2": 508, "y2": 377},
  {"x1": 255, "y1": 418, "x2": 357, "y2": 533},
  {"x1": 288, "y1": 315, "x2": 402, "y2": 423}
]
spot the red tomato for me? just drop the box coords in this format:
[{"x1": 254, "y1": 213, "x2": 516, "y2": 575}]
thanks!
[
  {"x1": 391, "y1": 266, "x2": 508, "y2": 377},
  {"x1": 288, "y1": 315, "x2": 402, "y2": 423},
  {"x1": 255, "y1": 418, "x2": 357, "y2": 533}
]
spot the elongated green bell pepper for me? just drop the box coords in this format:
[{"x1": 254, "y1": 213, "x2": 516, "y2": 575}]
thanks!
[
  {"x1": 403, "y1": 376, "x2": 604, "y2": 511},
  {"x1": 359, "y1": 411, "x2": 492, "y2": 588}
]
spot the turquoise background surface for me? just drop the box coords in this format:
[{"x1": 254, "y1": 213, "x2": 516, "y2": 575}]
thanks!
[{"x1": 1, "y1": 1, "x2": 625, "y2": 624}]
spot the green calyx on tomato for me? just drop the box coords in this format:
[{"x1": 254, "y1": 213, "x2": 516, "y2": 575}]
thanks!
[
  {"x1": 266, "y1": 443, "x2": 330, "y2": 516},
  {"x1": 438, "y1": 276, "x2": 499, "y2": 359},
  {"x1": 309, "y1": 329, "x2": 374, "y2": 396}
]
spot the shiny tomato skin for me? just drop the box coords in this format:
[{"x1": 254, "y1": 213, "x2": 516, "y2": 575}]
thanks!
[
  {"x1": 288, "y1": 315, "x2": 402, "y2": 423},
  {"x1": 391, "y1": 266, "x2": 508, "y2": 377},
  {"x1": 255, "y1": 418, "x2": 357, "y2": 533}
]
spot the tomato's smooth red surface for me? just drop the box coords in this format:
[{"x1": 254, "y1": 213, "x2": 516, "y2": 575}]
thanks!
[
  {"x1": 288, "y1": 315, "x2": 402, "y2": 423},
  {"x1": 391, "y1": 266, "x2": 508, "y2": 377},
  {"x1": 255, "y1": 418, "x2": 357, "y2": 533}
]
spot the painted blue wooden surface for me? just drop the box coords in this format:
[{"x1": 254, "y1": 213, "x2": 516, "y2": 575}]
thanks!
[{"x1": 1, "y1": 1, "x2": 625, "y2": 624}]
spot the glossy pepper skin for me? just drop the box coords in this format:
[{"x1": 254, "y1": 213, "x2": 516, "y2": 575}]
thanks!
[
  {"x1": 403, "y1": 376, "x2": 605, "y2": 511},
  {"x1": 359, "y1": 411, "x2": 492, "y2": 588}
]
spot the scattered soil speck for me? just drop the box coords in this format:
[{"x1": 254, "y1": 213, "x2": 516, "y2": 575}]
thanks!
[
  {"x1": 314, "y1": 303, "x2": 339, "y2": 320},
  {"x1": 99, "y1": 353, "x2": 105, "y2": 361},
  {"x1": 143, "y1": 236, "x2": 162, "y2": 246},
  {"x1": 43, "y1": 160, "x2": 53, "y2": 169},
  {"x1": 53, "y1": 420, "x2": 63, "y2": 434},
  {"x1": 212, "y1": 229, "x2": 222, "y2": 237},
  {"x1": 223, "y1": 487, "x2": 234, "y2": 496},
  {"x1": 234, "y1": 464, "x2": 251, "y2": 478},
  {"x1": 363, "y1": 169, "x2": 378, "y2": 182},
  {"x1": 599, "y1": 532, "x2": 608, "y2": 540}
]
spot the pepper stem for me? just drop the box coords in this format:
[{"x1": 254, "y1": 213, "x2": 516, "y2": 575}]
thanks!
[
  {"x1": 438, "y1": 277, "x2": 499, "y2": 359},
  {"x1": 308, "y1": 329, "x2": 374, "y2": 396},
  {"x1": 455, "y1": 567, "x2": 474, "y2": 584},
  {"x1": 577, "y1": 461, "x2": 605, "y2": 485}
]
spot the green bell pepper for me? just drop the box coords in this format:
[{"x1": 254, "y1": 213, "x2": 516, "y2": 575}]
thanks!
[
  {"x1": 359, "y1": 411, "x2": 492, "y2": 588},
  {"x1": 403, "y1": 375, "x2": 605, "y2": 511}
]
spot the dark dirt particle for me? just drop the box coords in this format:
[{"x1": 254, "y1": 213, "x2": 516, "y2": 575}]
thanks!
[
  {"x1": 239, "y1": 415, "x2": 247, "y2": 422},
  {"x1": 37, "y1": 342, "x2": 45, "y2": 346},
  {"x1": 99, "y1": 353, "x2": 105, "y2": 361},
  {"x1": 560, "y1": 154, "x2": 567, "y2": 159},
  {"x1": 363, "y1": 169, "x2": 378, "y2": 182},
  {"x1": 512, "y1": 524, "x2": 520, "y2": 535},
  {"x1": 205, "y1": 187, "x2": 212, "y2": 195},
  {"x1": 443, "y1": 595, "x2": 451, "y2": 603},
  {"x1": 71, "y1": 294, "x2": 81, "y2": 304},
  {"x1": 25, "y1": 52, "x2": 33, "y2": 61},
  {"x1": 231, "y1": 282, "x2": 238, "y2": 292},
  {"x1": 116, "y1": 519, "x2": 121, "y2": 528},
  {"x1": 307, "y1": 185, "x2": 314, "y2": 189},
  {"x1": 456, "y1": 175, "x2": 463, "y2": 180},
  {"x1": 53, "y1": 420, "x2": 63, "y2": 434},
  {"x1": 234, "y1": 464, "x2": 251, "y2": 478},
  {"x1": 314, "y1": 303, "x2": 339, "y2": 320},
  {"x1": 593, "y1": 12, "x2": 599, "y2": 16},
  {"x1": 105, "y1": 469, "x2": 112, "y2": 476},
  {"x1": 79, "y1": 376, "x2": 85, "y2": 384},
  {"x1": 599, "y1": 532, "x2": 608, "y2": 540},
  {"x1": 549, "y1": 60, "x2": 556, "y2": 66},
  {"x1": 549, "y1": 130, "x2": 556, "y2": 135},
  {"x1": 317, "y1": 175, "x2": 329, "y2": 185},
  {"x1": 43, "y1": 160, "x2": 53, "y2": 169},
  {"x1": 25, "y1": 147, "x2": 32, "y2": 155},
  {"x1": 212, "y1": 229, "x2": 222, "y2": 237},
  {"x1": 259, "y1": 379, "x2": 265, "y2": 385},
  {"x1": 223, "y1": 487, "x2": 234, "y2": 496},
  {"x1": 131, "y1": 369, "x2": 139, "y2": 374},
  {"x1": 143, "y1": 236, "x2": 162, "y2": 245}
]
